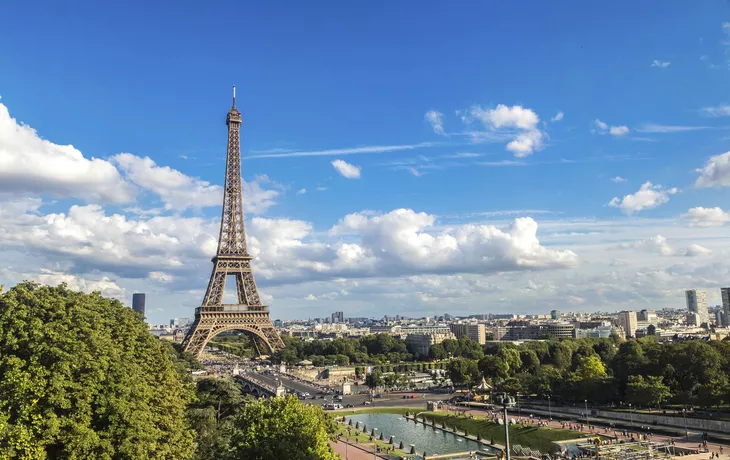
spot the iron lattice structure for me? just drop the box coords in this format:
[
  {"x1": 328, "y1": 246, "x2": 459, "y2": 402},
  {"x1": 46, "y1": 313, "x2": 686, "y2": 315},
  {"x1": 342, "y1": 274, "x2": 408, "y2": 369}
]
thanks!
[{"x1": 182, "y1": 88, "x2": 285, "y2": 357}]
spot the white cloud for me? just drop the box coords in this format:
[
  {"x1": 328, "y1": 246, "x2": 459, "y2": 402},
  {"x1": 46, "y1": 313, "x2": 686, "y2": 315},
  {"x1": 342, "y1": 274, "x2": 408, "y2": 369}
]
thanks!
[
  {"x1": 296, "y1": 188, "x2": 307, "y2": 195},
  {"x1": 462, "y1": 104, "x2": 544, "y2": 157},
  {"x1": 112, "y1": 153, "x2": 221, "y2": 210},
  {"x1": 609, "y1": 126, "x2": 630, "y2": 136},
  {"x1": 635, "y1": 124, "x2": 709, "y2": 133},
  {"x1": 24, "y1": 269, "x2": 126, "y2": 299},
  {"x1": 111, "y1": 153, "x2": 280, "y2": 214},
  {"x1": 618, "y1": 235, "x2": 675, "y2": 256},
  {"x1": 424, "y1": 110, "x2": 445, "y2": 135},
  {"x1": 551, "y1": 112, "x2": 564, "y2": 122},
  {"x1": 651, "y1": 60, "x2": 671, "y2": 68},
  {"x1": 408, "y1": 167, "x2": 422, "y2": 177},
  {"x1": 0, "y1": 102, "x2": 135, "y2": 203},
  {"x1": 247, "y1": 142, "x2": 436, "y2": 159},
  {"x1": 700, "y1": 105, "x2": 730, "y2": 117},
  {"x1": 684, "y1": 244, "x2": 712, "y2": 257},
  {"x1": 611, "y1": 176, "x2": 627, "y2": 183},
  {"x1": 331, "y1": 159, "x2": 361, "y2": 179},
  {"x1": 594, "y1": 119, "x2": 629, "y2": 137},
  {"x1": 695, "y1": 151, "x2": 730, "y2": 188},
  {"x1": 682, "y1": 207, "x2": 730, "y2": 227},
  {"x1": 609, "y1": 181, "x2": 677, "y2": 214}
]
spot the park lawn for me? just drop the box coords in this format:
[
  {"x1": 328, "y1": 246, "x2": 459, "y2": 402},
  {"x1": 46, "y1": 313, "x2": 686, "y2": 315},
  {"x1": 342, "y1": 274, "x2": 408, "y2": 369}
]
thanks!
[{"x1": 420, "y1": 412, "x2": 592, "y2": 454}]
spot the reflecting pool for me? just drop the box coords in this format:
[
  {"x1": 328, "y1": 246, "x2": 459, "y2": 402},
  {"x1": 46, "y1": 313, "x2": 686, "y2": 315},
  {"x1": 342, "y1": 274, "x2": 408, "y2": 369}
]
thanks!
[{"x1": 345, "y1": 413, "x2": 498, "y2": 458}]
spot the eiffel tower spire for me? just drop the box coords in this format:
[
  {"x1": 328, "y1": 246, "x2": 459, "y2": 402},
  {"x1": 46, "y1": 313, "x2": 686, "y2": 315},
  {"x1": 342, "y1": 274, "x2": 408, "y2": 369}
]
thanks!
[{"x1": 182, "y1": 88, "x2": 284, "y2": 357}]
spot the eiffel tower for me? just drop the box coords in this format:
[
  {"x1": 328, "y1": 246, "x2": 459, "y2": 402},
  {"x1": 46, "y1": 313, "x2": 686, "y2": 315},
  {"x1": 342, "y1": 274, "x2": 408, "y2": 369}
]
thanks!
[{"x1": 182, "y1": 87, "x2": 284, "y2": 358}]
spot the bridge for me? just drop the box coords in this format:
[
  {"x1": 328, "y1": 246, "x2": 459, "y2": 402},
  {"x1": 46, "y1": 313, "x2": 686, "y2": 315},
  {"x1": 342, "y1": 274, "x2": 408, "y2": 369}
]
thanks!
[{"x1": 234, "y1": 373, "x2": 285, "y2": 398}]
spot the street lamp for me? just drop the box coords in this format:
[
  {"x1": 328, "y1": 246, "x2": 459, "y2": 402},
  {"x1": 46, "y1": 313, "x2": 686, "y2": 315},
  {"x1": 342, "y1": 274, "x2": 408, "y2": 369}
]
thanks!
[
  {"x1": 682, "y1": 408, "x2": 688, "y2": 439},
  {"x1": 516, "y1": 393, "x2": 521, "y2": 420},
  {"x1": 548, "y1": 395, "x2": 552, "y2": 421},
  {"x1": 501, "y1": 394, "x2": 516, "y2": 460},
  {"x1": 584, "y1": 399, "x2": 589, "y2": 428},
  {"x1": 628, "y1": 403, "x2": 633, "y2": 431}
]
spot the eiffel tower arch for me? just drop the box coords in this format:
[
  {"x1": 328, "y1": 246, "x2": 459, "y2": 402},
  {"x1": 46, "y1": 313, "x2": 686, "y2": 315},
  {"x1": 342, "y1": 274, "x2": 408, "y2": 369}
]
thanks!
[{"x1": 182, "y1": 87, "x2": 285, "y2": 358}]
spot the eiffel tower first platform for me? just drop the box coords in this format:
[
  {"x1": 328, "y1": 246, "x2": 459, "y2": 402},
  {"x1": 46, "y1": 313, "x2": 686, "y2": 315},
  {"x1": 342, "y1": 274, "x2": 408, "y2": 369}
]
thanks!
[{"x1": 182, "y1": 87, "x2": 285, "y2": 358}]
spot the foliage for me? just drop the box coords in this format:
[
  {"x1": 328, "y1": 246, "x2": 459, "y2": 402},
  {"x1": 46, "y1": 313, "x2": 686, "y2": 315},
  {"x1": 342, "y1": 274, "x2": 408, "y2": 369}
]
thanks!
[
  {"x1": 225, "y1": 396, "x2": 338, "y2": 460},
  {"x1": 446, "y1": 357, "x2": 481, "y2": 387},
  {"x1": 0, "y1": 282, "x2": 194, "y2": 459},
  {"x1": 626, "y1": 375, "x2": 671, "y2": 409}
]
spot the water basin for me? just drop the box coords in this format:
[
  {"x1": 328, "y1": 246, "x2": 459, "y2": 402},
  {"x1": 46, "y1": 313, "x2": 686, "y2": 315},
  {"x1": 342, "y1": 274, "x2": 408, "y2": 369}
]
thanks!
[{"x1": 345, "y1": 413, "x2": 498, "y2": 458}]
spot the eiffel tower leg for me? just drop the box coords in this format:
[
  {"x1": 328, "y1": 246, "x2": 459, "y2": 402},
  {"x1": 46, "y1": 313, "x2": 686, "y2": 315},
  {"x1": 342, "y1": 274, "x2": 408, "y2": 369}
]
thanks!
[{"x1": 183, "y1": 315, "x2": 217, "y2": 356}]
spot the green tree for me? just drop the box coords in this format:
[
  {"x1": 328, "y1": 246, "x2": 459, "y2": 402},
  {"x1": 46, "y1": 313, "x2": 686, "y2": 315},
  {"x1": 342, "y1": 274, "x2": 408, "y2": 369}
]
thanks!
[
  {"x1": 0, "y1": 282, "x2": 194, "y2": 459},
  {"x1": 519, "y1": 349, "x2": 540, "y2": 374},
  {"x1": 446, "y1": 357, "x2": 481, "y2": 388},
  {"x1": 626, "y1": 375, "x2": 671, "y2": 409},
  {"x1": 478, "y1": 355, "x2": 509, "y2": 383},
  {"x1": 365, "y1": 369, "x2": 383, "y2": 388},
  {"x1": 226, "y1": 396, "x2": 338, "y2": 460},
  {"x1": 575, "y1": 355, "x2": 608, "y2": 381},
  {"x1": 189, "y1": 378, "x2": 245, "y2": 459}
]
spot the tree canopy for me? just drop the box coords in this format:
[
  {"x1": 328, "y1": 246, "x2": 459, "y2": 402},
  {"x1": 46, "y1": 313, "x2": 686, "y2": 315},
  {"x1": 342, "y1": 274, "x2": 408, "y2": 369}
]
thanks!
[
  {"x1": 224, "y1": 396, "x2": 338, "y2": 460},
  {"x1": 0, "y1": 282, "x2": 194, "y2": 459}
]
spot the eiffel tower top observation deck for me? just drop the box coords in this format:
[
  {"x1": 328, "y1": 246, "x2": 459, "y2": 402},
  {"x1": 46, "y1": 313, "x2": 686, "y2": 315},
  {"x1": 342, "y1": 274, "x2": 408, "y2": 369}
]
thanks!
[{"x1": 181, "y1": 88, "x2": 284, "y2": 357}]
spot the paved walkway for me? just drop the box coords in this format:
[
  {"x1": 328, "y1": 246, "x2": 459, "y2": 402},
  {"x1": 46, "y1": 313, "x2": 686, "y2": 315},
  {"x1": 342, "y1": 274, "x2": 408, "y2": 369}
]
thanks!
[{"x1": 449, "y1": 405, "x2": 730, "y2": 458}]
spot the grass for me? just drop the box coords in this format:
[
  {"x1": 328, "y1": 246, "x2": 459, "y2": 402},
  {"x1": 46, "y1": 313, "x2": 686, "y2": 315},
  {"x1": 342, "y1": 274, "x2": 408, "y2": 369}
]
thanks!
[{"x1": 420, "y1": 412, "x2": 593, "y2": 454}]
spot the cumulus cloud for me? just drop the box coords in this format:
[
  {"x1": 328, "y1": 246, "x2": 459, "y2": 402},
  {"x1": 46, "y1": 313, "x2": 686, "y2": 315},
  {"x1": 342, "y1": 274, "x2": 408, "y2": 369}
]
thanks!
[
  {"x1": 609, "y1": 181, "x2": 677, "y2": 214},
  {"x1": 682, "y1": 207, "x2": 730, "y2": 227},
  {"x1": 296, "y1": 188, "x2": 307, "y2": 195},
  {"x1": 609, "y1": 126, "x2": 630, "y2": 136},
  {"x1": 111, "y1": 154, "x2": 280, "y2": 214},
  {"x1": 551, "y1": 112, "x2": 564, "y2": 122},
  {"x1": 0, "y1": 102, "x2": 135, "y2": 203},
  {"x1": 462, "y1": 104, "x2": 545, "y2": 157},
  {"x1": 611, "y1": 176, "x2": 627, "y2": 183},
  {"x1": 112, "y1": 153, "x2": 221, "y2": 210},
  {"x1": 331, "y1": 159, "x2": 361, "y2": 179},
  {"x1": 695, "y1": 151, "x2": 730, "y2": 188},
  {"x1": 424, "y1": 110, "x2": 445, "y2": 135},
  {"x1": 684, "y1": 244, "x2": 712, "y2": 257},
  {"x1": 618, "y1": 235, "x2": 675, "y2": 256},
  {"x1": 594, "y1": 119, "x2": 629, "y2": 136},
  {"x1": 651, "y1": 60, "x2": 671, "y2": 68}
]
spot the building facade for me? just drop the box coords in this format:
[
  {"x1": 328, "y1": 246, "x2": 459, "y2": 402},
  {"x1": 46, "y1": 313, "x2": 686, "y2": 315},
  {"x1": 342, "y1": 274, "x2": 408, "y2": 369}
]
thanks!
[
  {"x1": 685, "y1": 289, "x2": 709, "y2": 324},
  {"x1": 721, "y1": 287, "x2": 730, "y2": 327},
  {"x1": 449, "y1": 323, "x2": 487, "y2": 344},
  {"x1": 616, "y1": 311, "x2": 638, "y2": 339},
  {"x1": 405, "y1": 332, "x2": 456, "y2": 358},
  {"x1": 132, "y1": 293, "x2": 145, "y2": 316}
]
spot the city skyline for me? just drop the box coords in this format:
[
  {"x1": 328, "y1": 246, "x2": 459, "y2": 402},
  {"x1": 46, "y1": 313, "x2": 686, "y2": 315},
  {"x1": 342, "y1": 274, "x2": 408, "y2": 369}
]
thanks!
[{"x1": 2, "y1": 2, "x2": 730, "y2": 323}]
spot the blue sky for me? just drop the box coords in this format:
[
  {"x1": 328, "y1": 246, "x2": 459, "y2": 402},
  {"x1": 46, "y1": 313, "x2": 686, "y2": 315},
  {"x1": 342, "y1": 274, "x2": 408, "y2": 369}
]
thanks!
[{"x1": 2, "y1": 1, "x2": 730, "y2": 322}]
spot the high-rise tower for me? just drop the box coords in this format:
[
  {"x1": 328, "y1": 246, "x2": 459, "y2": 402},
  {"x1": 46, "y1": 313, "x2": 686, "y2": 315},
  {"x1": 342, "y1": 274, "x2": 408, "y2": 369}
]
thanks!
[{"x1": 181, "y1": 87, "x2": 284, "y2": 357}]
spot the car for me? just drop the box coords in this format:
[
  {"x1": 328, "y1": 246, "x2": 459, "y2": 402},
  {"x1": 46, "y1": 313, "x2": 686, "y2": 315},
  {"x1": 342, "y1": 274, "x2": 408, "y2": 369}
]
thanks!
[
  {"x1": 375, "y1": 394, "x2": 382, "y2": 398},
  {"x1": 345, "y1": 404, "x2": 354, "y2": 408},
  {"x1": 335, "y1": 395, "x2": 343, "y2": 401},
  {"x1": 363, "y1": 401, "x2": 371, "y2": 405}
]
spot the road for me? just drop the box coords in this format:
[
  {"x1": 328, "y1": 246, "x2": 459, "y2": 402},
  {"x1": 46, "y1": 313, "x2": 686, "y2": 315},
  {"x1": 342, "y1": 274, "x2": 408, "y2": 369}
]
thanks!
[{"x1": 250, "y1": 370, "x2": 447, "y2": 409}]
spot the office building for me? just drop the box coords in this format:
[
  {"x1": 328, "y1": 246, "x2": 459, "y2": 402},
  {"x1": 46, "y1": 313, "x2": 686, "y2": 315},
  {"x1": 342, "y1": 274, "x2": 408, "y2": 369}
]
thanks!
[
  {"x1": 685, "y1": 289, "x2": 708, "y2": 324},
  {"x1": 405, "y1": 331, "x2": 455, "y2": 358},
  {"x1": 616, "y1": 310, "x2": 638, "y2": 339},
  {"x1": 132, "y1": 293, "x2": 145, "y2": 316},
  {"x1": 331, "y1": 311, "x2": 344, "y2": 323},
  {"x1": 721, "y1": 288, "x2": 730, "y2": 327},
  {"x1": 449, "y1": 323, "x2": 487, "y2": 344},
  {"x1": 550, "y1": 310, "x2": 560, "y2": 320}
]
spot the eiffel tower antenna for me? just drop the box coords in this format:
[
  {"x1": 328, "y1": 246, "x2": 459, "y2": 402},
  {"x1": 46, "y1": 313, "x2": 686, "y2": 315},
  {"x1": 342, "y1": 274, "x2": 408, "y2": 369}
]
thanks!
[{"x1": 182, "y1": 88, "x2": 284, "y2": 358}]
